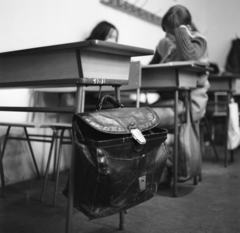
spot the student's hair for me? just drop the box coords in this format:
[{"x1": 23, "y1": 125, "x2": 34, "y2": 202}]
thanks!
[
  {"x1": 162, "y1": 5, "x2": 197, "y2": 32},
  {"x1": 85, "y1": 21, "x2": 119, "y2": 42}
]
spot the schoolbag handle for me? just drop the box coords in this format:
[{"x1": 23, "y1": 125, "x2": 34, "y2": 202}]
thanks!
[{"x1": 96, "y1": 95, "x2": 124, "y2": 111}]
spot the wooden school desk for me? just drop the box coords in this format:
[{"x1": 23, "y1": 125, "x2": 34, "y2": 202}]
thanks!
[
  {"x1": 0, "y1": 40, "x2": 153, "y2": 233},
  {"x1": 141, "y1": 61, "x2": 212, "y2": 197},
  {"x1": 208, "y1": 74, "x2": 240, "y2": 167},
  {"x1": 32, "y1": 60, "x2": 142, "y2": 113}
]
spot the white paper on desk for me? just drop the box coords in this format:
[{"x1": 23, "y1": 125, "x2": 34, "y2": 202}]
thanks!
[{"x1": 227, "y1": 101, "x2": 240, "y2": 150}]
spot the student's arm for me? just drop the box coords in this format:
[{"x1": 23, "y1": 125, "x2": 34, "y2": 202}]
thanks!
[
  {"x1": 173, "y1": 26, "x2": 207, "y2": 60},
  {"x1": 149, "y1": 48, "x2": 162, "y2": 64}
]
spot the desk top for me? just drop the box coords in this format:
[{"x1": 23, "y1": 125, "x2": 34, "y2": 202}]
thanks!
[
  {"x1": 142, "y1": 61, "x2": 212, "y2": 72},
  {"x1": 0, "y1": 40, "x2": 153, "y2": 88},
  {"x1": 208, "y1": 74, "x2": 240, "y2": 92},
  {"x1": 0, "y1": 40, "x2": 153, "y2": 57},
  {"x1": 141, "y1": 61, "x2": 211, "y2": 90},
  {"x1": 209, "y1": 74, "x2": 240, "y2": 79}
]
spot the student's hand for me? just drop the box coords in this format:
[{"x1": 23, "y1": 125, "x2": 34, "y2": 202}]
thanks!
[
  {"x1": 179, "y1": 25, "x2": 194, "y2": 38},
  {"x1": 165, "y1": 35, "x2": 176, "y2": 52},
  {"x1": 167, "y1": 40, "x2": 176, "y2": 55}
]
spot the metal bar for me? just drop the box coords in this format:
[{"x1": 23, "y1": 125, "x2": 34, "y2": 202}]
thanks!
[
  {"x1": 119, "y1": 211, "x2": 125, "y2": 230},
  {"x1": 40, "y1": 130, "x2": 56, "y2": 202},
  {"x1": 24, "y1": 127, "x2": 41, "y2": 179},
  {"x1": 115, "y1": 86, "x2": 121, "y2": 102},
  {"x1": 1, "y1": 126, "x2": 11, "y2": 159},
  {"x1": 0, "y1": 142, "x2": 6, "y2": 198},
  {"x1": 204, "y1": 116, "x2": 219, "y2": 161},
  {"x1": 66, "y1": 85, "x2": 83, "y2": 233},
  {"x1": 52, "y1": 131, "x2": 59, "y2": 182},
  {"x1": 0, "y1": 106, "x2": 74, "y2": 113},
  {"x1": 5, "y1": 137, "x2": 53, "y2": 143},
  {"x1": 114, "y1": 85, "x2": 125, "y2": 227},
  {"x1": 173, "y1": 89, "x2": 179, "y2": 197},
  {"x1": 53, "y1": 129, "x2": 65, "y2": 207},
  {"x1": 230, "y1": 150, "x2": 234, "y2": 162},
  {"x1": 224, "y1": 92, "x2": 231, "y2": 167},
  {"x1": 136, "y1": 88, "x2": 140, "y2": 108}
]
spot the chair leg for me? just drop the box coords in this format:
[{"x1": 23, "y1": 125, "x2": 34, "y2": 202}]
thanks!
[
  {"x1": 1, "y1": 126, "x2": 11, "y2": 159},
  {"x1": 24, "y1": 127, "x2": 41, "y2": 179},
  {"x1": 230, "y1": 150, "x2": 234, "y2": 162},
  {"x1": 204, "y1": 117, "x2": 219, "y2": 162},
  {"x1": 124, "y1": 209, "x2": 129, "y2": 214},
  {"x1": 40, "y1": 130, "x2": 56, "y2": 202},
  {"x1": 199, "y1": 173, "x2": 202, "y2": 182},
  {"x1": 53, "y1": 129, "x2": 65, "y2": 207},
  {"x1": 193, "y1": 176, "x2": 198, "y2": 185},
  {"x1": 52, "y1": 134, "x2": 59, "y2": 182},
  {"x1": 0, "y1": 126, "x2": 12, "y2": 198},
  {"x1": 0, "y1": 142, "x2": 6, "y2": 198},
  {"x1": 200, "y1": 122, "x2": 205, "y2": 156},
  {"x1": 119, "y1": 211, "x2": 125, "y2": 230},
  {"x1": 65, "y1": 131, "x2": 75, "y2": 233}
]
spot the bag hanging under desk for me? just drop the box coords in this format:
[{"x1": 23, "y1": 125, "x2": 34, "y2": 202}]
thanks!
[
  {"x1": 63, "y1": 95, "x2": 169, "y2": 219},
  {"x1": 178, "y1": 94, "x2": 202, "y2": 182}
]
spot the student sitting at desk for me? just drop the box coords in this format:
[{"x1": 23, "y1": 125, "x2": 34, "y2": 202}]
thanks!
[
  {"x1": 85, "y1": 20, "x2": 118, "y2": 43},
  {"x1": 64, "y1": 21, "x2": 119, "y2": 107},
  {"x1": 149, "y1": 5, "x2": 210, "y2": 129}
]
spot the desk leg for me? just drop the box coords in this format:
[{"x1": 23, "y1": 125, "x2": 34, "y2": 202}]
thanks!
[
  {"x1": 224, "y1": 92, "x2": 231, "y2": 168},
  {"x1": 230, "y1": 150, "x2": 234, "y2": 162},
  {"x1": 115, "y1": 86, "x2": 126, "y2": 228},
  {"x1": 66, "y1": 86, "x2": 84, "y2": 233},
  {"x1": 0, "y1": 142, "x2": 6, "y2": 198},
  {"x1": 136, "y1": 88, "x2": 140, "y2": 108},
  {"x1": 115, "y1": 86, "x2": 121, "y2": 101},
  {"x1": 173, "y1": 90, "x2": 179, "y2": 197}
]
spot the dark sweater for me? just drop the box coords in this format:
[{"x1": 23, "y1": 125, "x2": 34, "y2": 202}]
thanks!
[
  {"x1": 149, "y1": 26, "x2": 210, "y2": 122},
  {"x1": 150, "y1": 27, "x2": 207, "y2": 64}
]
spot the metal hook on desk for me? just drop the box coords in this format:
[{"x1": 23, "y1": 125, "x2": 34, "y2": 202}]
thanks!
[
  {"x1": 139, "y1": 0, "x2": 148, "y2": 8},
  {"x1": 130, "y1": 0, "x2": 140, "y2": 12},
  {"x1": 101, "y1": 0, "x2": 112, "y2": 4},
  {"x1": 124, "y1": 0, "x2": 132, "y2": 10},
  {"x1": 117, "y1": 0, "x2": 125, "y2": 7},
  {"x1": 132, "y1": 0, "x2": 147, "y2": 14},
  {"x1": 100, "y1": 0, "x2": 162, "y2": 26},
  {"x1": 137, "y1": 0, "x2": 148, "y2": 16}
]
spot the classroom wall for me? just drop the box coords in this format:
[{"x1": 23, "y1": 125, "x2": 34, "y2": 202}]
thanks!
[
  {"x1": 0, "y1": 0, "x2": 207, "y2": 62},
  {"x1": 204, "y1": 0, "x2": 240, "y2": 69},
  {"x1": 2, "y1": 0, "x2": 239, "y2": 67}
]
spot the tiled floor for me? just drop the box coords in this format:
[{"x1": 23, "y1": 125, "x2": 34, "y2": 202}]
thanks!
[{"x1": 1, "y1": 145, "x2": 240, "y2": 233}]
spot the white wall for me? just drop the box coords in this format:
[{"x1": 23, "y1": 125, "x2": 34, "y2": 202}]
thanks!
[
  {"x1": 3, "y1": 0, "x2": 239, "y2": 68},
  {"x1": 204, "y1": 0, "x2": 240, "y2": 69},
  {"x1": 0, "y1": 0, "x2": 207, "y2": 63},
  {"x1": 0, "y1": 0, "x2": 163, "y2": 64}
]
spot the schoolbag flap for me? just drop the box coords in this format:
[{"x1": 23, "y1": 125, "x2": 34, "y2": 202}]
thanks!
[{"x1": 73, "y1": 107, "x2": 160, "y2": 144}]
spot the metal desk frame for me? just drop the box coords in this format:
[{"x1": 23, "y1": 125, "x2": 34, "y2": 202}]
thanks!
[{"x1": 141, "y1": 61, "x2": 212, "y2": 197}]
